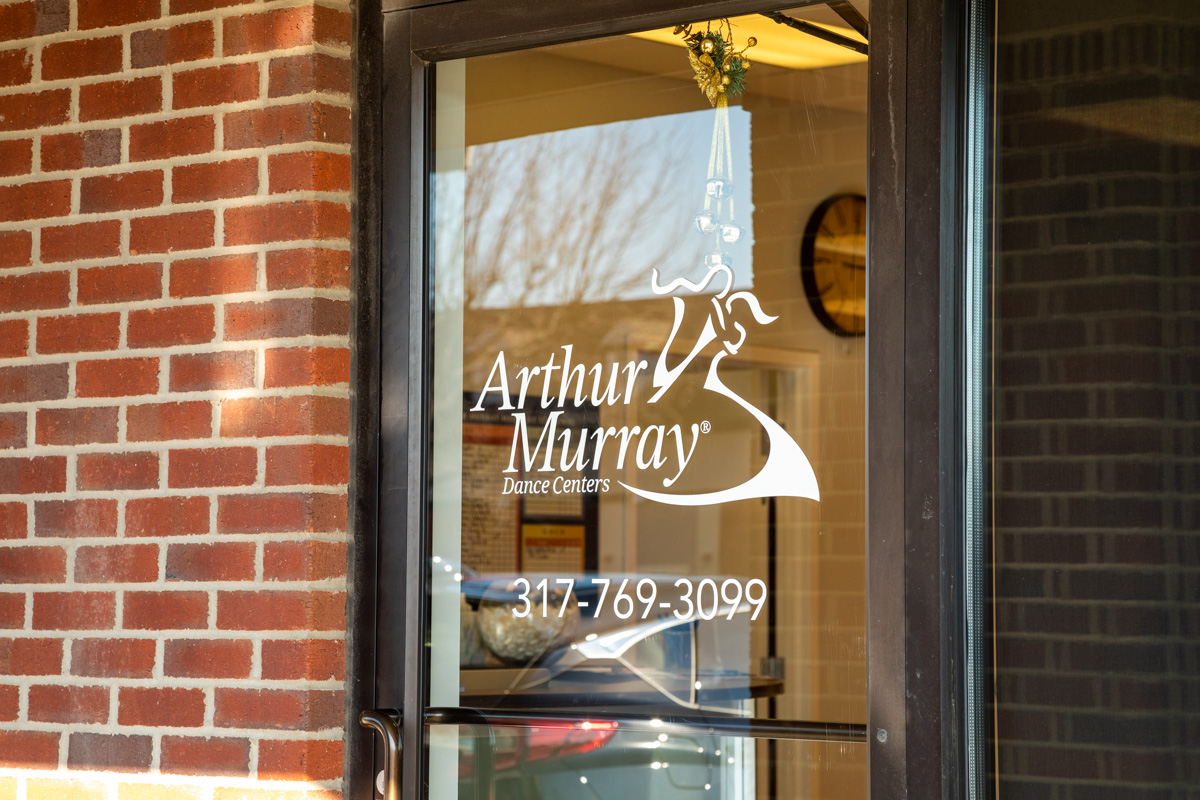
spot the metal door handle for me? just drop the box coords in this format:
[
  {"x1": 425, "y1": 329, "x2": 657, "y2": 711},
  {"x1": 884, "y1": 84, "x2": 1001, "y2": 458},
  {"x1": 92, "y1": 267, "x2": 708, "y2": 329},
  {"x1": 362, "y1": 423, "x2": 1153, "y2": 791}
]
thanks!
[{"x1": 360, "y1": 709, "x2": 402, "y2": 800}]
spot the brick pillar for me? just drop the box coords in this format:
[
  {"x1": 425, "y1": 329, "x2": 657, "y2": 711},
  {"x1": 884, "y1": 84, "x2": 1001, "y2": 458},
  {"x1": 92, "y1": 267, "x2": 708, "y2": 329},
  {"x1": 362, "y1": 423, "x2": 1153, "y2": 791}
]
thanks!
[{"x1": 0, "y1": 0, "x2": 352, "y2": 797}]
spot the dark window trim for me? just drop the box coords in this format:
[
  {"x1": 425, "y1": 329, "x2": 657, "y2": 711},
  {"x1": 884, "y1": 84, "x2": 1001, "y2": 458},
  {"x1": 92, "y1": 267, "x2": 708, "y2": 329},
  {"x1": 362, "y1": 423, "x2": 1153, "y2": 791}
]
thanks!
[
  {"x1": 346, "y1": 0, "x2": 383, "y2": 795},
  {"x1": 346, "y1": 0, "x2": 985, "y2": 797}
]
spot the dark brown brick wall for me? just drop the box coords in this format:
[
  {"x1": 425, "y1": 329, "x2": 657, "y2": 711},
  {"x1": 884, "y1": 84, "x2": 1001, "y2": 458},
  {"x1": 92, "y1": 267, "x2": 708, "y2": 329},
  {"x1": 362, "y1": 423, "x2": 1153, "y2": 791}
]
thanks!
[{"x1": 993, "y1": 5, "x2": 1200, "y2": 798}]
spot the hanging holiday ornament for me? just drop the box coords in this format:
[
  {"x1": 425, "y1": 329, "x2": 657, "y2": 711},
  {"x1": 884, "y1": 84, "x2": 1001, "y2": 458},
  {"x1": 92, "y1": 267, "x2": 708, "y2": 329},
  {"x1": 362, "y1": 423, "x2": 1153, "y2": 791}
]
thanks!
[
  {"x1": 704, "y1": 251, "x2": 733, "y2": 268},
  {"x1": 672, "y1": 19, "x2": 754, "y2": 294},
  {"x1": 705, "y1": 178, "x2": 734, "y2": 200},
  {"x1": 720, "y1": 223, "x2": 744, "y2": 244},
  {"x1": 675, "y1": 21, "x2": 756, "y2": 107},
  {"x1": 694, "y1": 211, "x2": 720, "y2": 234}
]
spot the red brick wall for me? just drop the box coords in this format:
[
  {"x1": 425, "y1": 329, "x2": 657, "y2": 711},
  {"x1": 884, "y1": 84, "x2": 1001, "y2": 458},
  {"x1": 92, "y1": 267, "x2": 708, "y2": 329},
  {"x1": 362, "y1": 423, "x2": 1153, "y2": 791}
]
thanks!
[{"x1": 0, "y1": 0, "x2": 352, "y2": 796}]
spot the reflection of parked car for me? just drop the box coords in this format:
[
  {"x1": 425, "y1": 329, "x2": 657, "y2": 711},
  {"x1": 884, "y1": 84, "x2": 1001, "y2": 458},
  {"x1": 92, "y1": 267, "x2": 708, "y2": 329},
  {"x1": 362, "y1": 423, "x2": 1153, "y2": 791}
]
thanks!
[
  {"x1": 444, "y1": 573, "x2": 778, "y2": 798},
  {"x1": 457, "y1": 723, "x2": 739, "y2": 800},
  {"x1": 459, "y1": 573, "x2": 780, "y2": 715},
  {"x1": 458, "y1": 719, "x2": 619, "y2": 777}
]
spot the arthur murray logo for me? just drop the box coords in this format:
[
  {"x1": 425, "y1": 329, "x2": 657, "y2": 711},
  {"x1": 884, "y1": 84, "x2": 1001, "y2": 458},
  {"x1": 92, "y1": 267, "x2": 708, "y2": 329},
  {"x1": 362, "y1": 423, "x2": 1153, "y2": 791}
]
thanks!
[{"x1": 470, "y1": 265, "x2": 820, "y2": 507}]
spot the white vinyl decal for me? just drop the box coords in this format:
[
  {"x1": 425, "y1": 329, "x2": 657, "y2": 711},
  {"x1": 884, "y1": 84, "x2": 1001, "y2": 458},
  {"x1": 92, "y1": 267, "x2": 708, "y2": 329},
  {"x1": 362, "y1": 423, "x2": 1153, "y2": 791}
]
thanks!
[
  {"x1": 619, "y1": 264, "x2": 820, "y2": 505},
  {"x1": 470, "y1": 263, "x2": 820, "y2": 507}
]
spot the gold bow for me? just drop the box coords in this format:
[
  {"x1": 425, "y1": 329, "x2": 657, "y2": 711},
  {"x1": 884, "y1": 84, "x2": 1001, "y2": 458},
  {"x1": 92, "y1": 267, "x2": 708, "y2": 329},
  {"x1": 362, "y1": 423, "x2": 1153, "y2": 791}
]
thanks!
[{"x1": 688, "y1": 49, "x2": 726, "y2": 107}]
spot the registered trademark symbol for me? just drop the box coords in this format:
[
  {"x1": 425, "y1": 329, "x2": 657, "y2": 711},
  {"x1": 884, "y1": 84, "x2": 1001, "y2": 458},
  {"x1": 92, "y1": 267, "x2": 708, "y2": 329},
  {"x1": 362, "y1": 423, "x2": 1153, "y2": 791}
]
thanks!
[{"x1": 700, "y1": 420, "x2": 711, "y2": 434}]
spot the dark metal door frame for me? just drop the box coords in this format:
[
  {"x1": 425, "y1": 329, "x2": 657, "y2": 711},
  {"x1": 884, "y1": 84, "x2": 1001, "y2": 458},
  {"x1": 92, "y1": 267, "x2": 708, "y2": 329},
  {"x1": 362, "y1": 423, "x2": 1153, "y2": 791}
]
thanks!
[{"x1": 347, "y1": 0, "x2": 987, "y2": 797}]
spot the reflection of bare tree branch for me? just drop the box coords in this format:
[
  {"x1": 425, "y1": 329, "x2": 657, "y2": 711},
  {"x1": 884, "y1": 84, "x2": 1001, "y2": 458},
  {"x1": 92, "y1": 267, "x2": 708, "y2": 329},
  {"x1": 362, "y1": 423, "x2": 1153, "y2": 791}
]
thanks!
[{"x1": 456, "y1": 123, "x2": 700, "y2": 311}]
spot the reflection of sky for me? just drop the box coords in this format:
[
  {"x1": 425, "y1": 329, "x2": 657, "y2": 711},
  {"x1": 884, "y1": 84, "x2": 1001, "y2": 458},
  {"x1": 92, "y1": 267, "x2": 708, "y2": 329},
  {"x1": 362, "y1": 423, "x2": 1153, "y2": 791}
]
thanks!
[{"x1": 436, "y1": 108, "x2": 753, "y2": 309}]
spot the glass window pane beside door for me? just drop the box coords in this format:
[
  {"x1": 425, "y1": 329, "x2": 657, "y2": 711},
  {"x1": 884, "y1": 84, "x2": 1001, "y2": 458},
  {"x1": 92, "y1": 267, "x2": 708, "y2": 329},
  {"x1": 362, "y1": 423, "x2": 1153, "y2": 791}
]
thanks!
[
  {"x1": 425, "y1": 10, "x2": 868, "y2": 798},
  {"x1": 988, "y1": 0, "x2": 1200, "y2": 796}
]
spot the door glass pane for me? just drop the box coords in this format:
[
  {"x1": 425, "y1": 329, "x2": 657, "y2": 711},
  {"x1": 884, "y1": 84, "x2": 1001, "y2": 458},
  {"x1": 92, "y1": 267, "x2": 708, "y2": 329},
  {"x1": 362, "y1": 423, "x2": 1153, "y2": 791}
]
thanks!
[
  {"x1": 428, "y1": 8, "x2": 869, "y2": 797},
  {"x1": 989, "y1": 0, "x2": 1200, "y2": 795}
]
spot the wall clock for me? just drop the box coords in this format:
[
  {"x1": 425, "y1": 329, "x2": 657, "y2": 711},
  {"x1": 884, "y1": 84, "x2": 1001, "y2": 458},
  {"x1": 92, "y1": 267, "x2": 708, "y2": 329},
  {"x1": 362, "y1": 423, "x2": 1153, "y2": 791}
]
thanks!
[{"x1": 800, "y1": 193, "x2": 867, "y2": 337}]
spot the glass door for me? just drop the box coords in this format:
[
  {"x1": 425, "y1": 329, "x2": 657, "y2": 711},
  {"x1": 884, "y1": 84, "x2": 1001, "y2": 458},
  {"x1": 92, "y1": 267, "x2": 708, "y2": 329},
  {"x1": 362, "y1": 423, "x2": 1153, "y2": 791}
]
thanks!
[{"x1": 418, "y1": 9, "x2": 870, "y2": 799}]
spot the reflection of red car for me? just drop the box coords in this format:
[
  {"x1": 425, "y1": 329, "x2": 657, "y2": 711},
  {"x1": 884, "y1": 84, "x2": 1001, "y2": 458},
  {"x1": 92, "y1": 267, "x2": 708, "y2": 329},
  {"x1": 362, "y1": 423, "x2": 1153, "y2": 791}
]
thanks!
[{"x1": 458, "y1": 720, "x2": 618, "y2": 776}]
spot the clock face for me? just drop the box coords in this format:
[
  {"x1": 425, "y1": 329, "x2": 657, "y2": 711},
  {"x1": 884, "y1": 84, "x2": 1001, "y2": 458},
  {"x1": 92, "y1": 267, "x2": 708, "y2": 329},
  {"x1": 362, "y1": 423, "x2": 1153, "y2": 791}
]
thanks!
[{"x1": 800, "y1": 193, "x2": 866, "y2": 337}]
